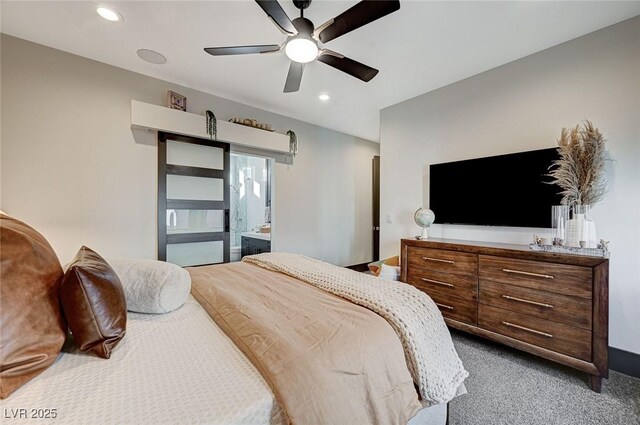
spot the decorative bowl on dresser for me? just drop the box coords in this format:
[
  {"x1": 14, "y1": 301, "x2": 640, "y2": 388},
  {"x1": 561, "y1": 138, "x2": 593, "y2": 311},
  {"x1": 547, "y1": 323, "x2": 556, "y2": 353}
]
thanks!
[{"x1": 400, "y1": 238, "x2": 609, "y2": 392}]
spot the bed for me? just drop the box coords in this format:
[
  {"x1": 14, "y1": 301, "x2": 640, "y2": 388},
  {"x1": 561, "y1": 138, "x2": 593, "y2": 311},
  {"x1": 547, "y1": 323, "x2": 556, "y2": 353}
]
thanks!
[
  {"x1": 0, "y1": 216, "x2": 465, "y2": 425},
  {"x1": 1, "y1": 295, "x2": 448, "y2": 425}
]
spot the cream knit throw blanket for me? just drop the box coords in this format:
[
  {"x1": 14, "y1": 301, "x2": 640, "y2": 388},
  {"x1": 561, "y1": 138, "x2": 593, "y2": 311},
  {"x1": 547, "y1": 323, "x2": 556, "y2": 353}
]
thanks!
[{"x1": 243, "y1": 253, "x2": 468, "y2": 405}]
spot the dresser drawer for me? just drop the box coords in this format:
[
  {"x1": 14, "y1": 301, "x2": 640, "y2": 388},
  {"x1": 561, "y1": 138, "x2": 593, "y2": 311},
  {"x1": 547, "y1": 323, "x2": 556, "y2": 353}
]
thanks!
[
  {"x1": 407, "y1": 247, "x2": 477, "y2": 277},
  {"x1": 479, "y1": 304, "x2": 592, "y2": 361},
  {"x1": 479, "y1": 280, "x2": 592, "y2": 330},
  {"x1": 423, "y1": 291, "x2": 477, "y2": 325},
  {"x1": 479, "y1": 255, "x2": 592, "y2": 299},
  {"x1": 408, "y1": 267, "x2": 478, "y2": 301}
]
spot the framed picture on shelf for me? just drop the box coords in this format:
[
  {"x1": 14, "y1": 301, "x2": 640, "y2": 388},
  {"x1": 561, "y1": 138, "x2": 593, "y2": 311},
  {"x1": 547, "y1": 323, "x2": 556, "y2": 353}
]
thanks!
[{"x1": 167, "y1": 90, "x2": 186, "y2": 111}]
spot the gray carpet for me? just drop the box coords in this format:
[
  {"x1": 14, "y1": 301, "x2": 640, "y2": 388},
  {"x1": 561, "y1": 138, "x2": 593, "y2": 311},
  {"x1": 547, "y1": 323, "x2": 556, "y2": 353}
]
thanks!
[{"x1": 448, "y1": 330, "x2": 640, "y2": 425}]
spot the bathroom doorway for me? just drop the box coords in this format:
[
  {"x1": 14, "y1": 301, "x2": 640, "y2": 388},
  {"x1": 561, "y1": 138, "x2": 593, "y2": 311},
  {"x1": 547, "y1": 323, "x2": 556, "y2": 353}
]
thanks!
[{"x1": 229, "y1": 153, "x2": 273, "y2": 262}]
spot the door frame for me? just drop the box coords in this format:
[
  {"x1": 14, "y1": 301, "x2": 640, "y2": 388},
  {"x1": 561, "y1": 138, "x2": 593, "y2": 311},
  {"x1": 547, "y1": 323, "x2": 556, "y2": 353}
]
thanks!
[{"x1": 372, "y1": 155, "x2": 380, "y2": 261}]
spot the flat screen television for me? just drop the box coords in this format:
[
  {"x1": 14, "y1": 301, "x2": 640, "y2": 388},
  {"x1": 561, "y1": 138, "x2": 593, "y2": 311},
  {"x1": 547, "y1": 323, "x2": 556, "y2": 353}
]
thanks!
[{"x1": 429, "y1": 148, "x2": 561, "y2": 228}]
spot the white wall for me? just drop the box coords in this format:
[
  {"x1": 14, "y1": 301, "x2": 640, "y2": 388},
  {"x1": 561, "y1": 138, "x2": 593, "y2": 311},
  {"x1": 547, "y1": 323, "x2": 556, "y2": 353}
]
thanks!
[
  {"x1": 380, "y1": 17, "x2": 640, "y2": 354},
  {"x1": 0, "y1": 34, "x2": 378, "y2": 267}
]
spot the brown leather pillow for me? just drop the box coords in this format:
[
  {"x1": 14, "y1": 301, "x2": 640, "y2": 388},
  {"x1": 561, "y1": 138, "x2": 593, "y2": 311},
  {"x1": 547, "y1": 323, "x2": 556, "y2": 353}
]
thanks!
[
  {"x1": 60, "y1": 246, "x2": 127, "y2": 358},
  {"x1": 0, "y1": 213, "x2": 66, "y2": 399}
]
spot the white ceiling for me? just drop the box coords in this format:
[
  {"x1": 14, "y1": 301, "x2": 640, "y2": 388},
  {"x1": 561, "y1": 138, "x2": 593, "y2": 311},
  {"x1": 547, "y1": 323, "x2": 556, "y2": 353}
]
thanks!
[{"x1": 2, "y1": 1, "x2": 639, "y2": 141}]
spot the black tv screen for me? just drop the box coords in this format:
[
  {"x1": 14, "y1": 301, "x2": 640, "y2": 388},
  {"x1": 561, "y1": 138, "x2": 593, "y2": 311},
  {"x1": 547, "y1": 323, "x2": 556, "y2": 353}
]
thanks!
[{"x1": 429, "y1": 148, "x2": 561, "y2": 228}]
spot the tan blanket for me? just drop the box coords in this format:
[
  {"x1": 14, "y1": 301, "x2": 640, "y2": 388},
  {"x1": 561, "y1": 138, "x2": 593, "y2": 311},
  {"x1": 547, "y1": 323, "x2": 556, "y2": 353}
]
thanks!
[
  {"x1": 189, "y1": 262, "x2": 422, "y2": 425},
  {"x1": 243, "y1": 253, "x2": 468, "y2": 405}
]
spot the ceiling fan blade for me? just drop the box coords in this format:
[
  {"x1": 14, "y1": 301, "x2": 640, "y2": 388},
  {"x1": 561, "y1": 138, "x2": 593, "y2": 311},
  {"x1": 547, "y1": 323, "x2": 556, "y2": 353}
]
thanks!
[
  {"x1": 204, "y1": 45, "x2": 281, "y2": 56},
  {"x1": 318, "y1": 0, "x2": 400, "y2": 44},
  {"x1": 255, "y1": 0, "x2": 297, "y2": 35},
  {"x1": 284, "y1": 61, "x2": 304, "y2": 93},
  {"x1": 317, "y1": 50, "x2": 378, "y2": 82}
]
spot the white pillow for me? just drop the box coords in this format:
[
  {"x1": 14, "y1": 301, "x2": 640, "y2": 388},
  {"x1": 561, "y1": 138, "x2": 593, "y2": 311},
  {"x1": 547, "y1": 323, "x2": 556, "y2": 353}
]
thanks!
[
  {"x1": 379, "y1": 264, "x2": 401, "y2": 281},
  {"x1": 109, "y1": 259, "x2": 191, "y2": 314}
]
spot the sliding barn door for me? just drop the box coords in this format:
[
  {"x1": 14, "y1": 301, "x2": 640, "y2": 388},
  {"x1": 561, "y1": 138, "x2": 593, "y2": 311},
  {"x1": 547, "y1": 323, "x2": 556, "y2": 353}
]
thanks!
[{"x1": 158, "y1": 132, "x2": 230, "y2": 266}]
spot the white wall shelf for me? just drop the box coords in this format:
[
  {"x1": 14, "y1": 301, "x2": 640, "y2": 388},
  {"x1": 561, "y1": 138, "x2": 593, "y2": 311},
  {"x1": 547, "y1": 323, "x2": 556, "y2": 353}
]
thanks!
[{"x1": 130, "y1": 100, "x2": 291, "y2": 155}]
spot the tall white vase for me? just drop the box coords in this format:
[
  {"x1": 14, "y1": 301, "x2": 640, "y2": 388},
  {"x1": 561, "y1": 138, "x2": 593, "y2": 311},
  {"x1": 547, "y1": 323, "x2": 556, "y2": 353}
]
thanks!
[
  {"x1": 566, "y1": 206, "x2": 597, "y2": 248},
  {"x1": 565, "y1": 214, "x2": 584, "y2": 247}
]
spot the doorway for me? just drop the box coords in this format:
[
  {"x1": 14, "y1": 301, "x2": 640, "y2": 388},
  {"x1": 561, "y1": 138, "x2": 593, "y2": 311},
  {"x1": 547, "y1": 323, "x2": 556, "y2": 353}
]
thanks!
[{"x1": 229, "y1": 153, "x2": 273, "y2": 262}]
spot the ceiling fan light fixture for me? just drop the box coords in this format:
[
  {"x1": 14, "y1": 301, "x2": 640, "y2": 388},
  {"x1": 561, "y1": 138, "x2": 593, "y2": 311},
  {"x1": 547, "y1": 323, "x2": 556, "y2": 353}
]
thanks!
[{"x1": 285, "y1": 36, "x2": 318, "y2": 63}]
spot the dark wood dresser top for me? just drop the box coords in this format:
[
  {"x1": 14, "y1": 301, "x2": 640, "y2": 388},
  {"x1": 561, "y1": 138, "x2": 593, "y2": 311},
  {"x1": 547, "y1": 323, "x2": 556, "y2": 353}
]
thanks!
[{"x1": 401, "y1": 238, "x2": 608, "y2": 267}]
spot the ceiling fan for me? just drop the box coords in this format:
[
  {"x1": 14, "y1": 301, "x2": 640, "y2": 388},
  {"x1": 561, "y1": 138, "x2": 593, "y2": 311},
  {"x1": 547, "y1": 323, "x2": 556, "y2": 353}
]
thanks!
[{"x1": 204, "y1": 0, "x2": 400, "y2": 93}]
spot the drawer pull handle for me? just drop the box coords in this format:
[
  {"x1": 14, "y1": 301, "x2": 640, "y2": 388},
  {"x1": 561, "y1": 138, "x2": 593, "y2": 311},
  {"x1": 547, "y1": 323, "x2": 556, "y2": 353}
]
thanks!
[
  {"x1": 422, "y1": 256, "x2": 455, "y2": 264},
  {"x1": 502, "y1": 268, "x2": 554, "y2": 279},
  {"x1": 421, "y1": 277, "x2": 454, "y2": 287},
  {"x1": 502, "y1": 321, "x2": 553, "y2": 338},
  {"x1": 435, "y1": 302, "x2": 454, "y2": 310},
  {"x1": 502, "y1": 295, "x2": 554, "y2": 309}
]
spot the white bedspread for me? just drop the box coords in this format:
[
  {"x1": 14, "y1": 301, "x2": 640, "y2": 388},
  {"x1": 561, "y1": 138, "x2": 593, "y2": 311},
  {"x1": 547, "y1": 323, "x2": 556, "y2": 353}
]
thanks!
[{"x1": 0, "y1": 296, "x2": 282, "y2": 425}]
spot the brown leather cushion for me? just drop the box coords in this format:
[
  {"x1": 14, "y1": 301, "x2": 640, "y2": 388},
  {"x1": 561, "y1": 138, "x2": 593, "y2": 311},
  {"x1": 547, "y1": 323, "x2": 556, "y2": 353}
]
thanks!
[
  {"x1": 0, "y1": 213, "x2": 66, "y2": 399},
  {"x1": 60, "y1": 246, "x2": 127, "y2": 358}
]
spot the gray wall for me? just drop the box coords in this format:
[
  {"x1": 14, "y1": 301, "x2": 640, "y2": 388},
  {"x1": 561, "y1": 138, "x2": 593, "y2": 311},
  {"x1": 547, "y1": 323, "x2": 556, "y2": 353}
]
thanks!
[
  {"x1": 380, "y1": 17, "x2": 640, "y2": 354},
  {"x1": 0, "y1": 34, "x2": 379, "y2": 267}
]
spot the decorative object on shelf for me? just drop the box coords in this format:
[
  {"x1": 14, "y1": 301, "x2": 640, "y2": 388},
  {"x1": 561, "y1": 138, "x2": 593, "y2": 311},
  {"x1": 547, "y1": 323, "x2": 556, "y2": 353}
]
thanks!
[
  {"x1": 599, "y1": 239, "x2": 609, "y2": 251},
  {"x1": 565, "y1": 204, "x2": 598, "y2": 248},
  {"x1": 551, "y1": 205, "x2": 569, "y2": 246},
  {"x1": 414, "y1": 208, "x2": 435, "y2": 240},
  {"x1": 529, "y1": 243, "x2": 609, "y2": 258},
  {"x1": 548, "y1": 120, "x2": 608, "y2": 249},
  {"x1": 229, "y1": 117, "x2": 273, "y2": 132},
  {"x1": 205, "y1": 110, "x2": 217, "y2": 140},
  {"x1": 548, "y1": 121, "x2": 608, "y2": 205},
  {"x1": 287, "y1": 130, "x2": 298, "y2": 156},
  {"x1": 167, "y1": 90, "x2": 187, "y2": 111},
  {"x1": 532, "y1": 234, "x2": 552, "y2": 245},
  {"x1": 580, "y1": 205, "x2": 597, "y2": 248}
]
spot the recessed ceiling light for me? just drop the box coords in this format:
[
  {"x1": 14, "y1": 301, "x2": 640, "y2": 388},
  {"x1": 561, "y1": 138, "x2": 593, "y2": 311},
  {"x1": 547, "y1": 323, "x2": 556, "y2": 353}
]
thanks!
[
  {"x1": 318, "y1": 93, "x2": 330, "y2": 101},
  {"x1": 96, "y1": 6, "x2": 123, "y2": 22},
  {"x1": 137, "y1": 49, "x2": 167, "y2": 65}
]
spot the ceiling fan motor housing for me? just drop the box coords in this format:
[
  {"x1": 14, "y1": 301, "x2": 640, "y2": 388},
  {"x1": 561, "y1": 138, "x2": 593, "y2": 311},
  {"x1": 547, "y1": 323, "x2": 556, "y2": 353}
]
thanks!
[{"x1": 292, "y1": 17, "x2": 314, "y2": 36}]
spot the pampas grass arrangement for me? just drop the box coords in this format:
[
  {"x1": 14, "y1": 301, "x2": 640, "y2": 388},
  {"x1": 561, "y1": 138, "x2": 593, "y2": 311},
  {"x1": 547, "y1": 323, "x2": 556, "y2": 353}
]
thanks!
[{"x1": 548, "y1": 120, "x2": 607, "y2": 206}]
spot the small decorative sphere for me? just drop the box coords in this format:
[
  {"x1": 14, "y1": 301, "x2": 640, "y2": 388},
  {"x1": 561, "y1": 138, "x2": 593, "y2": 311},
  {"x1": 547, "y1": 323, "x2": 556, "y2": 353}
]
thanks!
[{"x1": 414, "y1": 208, "x2": 435, "y2": 228}]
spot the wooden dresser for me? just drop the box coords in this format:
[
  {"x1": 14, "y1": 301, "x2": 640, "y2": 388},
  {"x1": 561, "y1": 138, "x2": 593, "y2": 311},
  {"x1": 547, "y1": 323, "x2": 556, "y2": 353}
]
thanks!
[{"x1": 400, "y1": 238, "x2": 609, "y2": 392}]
